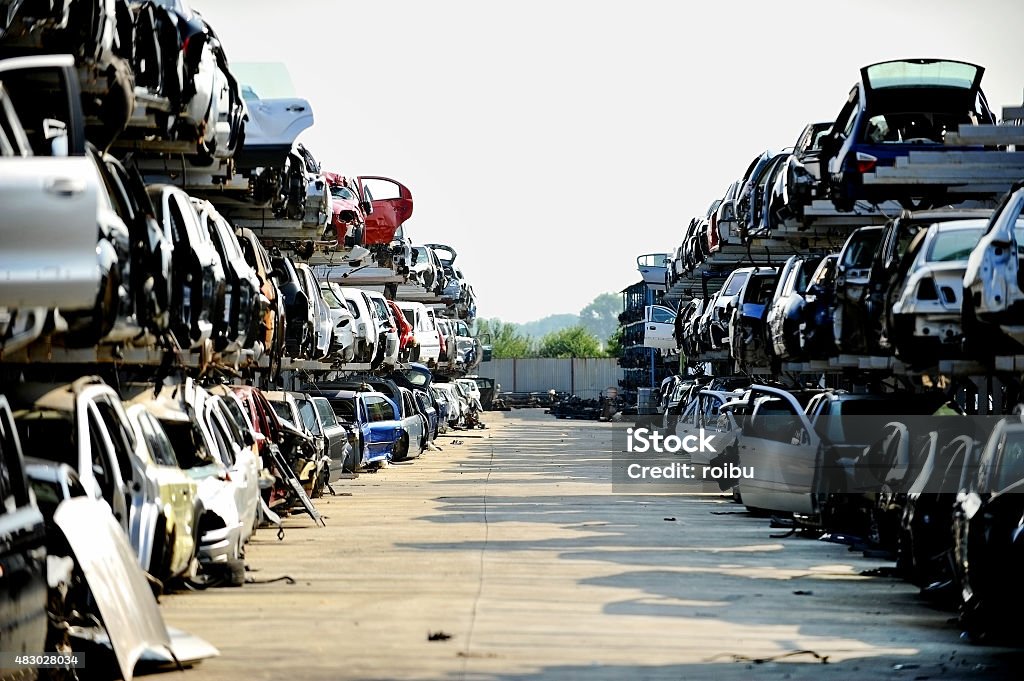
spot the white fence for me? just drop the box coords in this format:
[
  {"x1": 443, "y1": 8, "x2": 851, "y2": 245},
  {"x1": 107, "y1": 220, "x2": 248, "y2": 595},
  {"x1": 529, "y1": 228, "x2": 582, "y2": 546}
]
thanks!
[{"x1": 477, "y1": 358, "x2": 623, "y2": 399}]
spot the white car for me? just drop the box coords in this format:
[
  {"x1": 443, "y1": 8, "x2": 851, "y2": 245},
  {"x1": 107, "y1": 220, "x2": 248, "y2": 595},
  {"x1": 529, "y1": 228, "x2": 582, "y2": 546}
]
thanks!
[
  {"x1": 363, "y1": 290, "x2": 401, "y2": 368},
  {"x1": 336, "y1": 286, "x2": 380, "y2": 363},
  {"x1": 318, "y1": 281, "x2": 356, "y2": 362},
  {"x1": 294, "y1": 263, "x2": 333, "y2": 360},
  {"x1": 964, "y1": 185, "x2": 1024, "y2": 352},
  {"x1": 433, "y1": 382, "x2": 467, "y2": 427},
  {"x1": 397, "y1": 301, "x2": 442, "y2": 364}
]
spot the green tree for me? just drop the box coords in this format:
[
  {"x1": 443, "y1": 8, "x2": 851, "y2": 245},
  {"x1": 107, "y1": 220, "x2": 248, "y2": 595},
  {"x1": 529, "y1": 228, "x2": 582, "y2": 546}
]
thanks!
[
  {"x1": 578, "y1": 292, "x2": 621, "y2": 343},
  {"x1": 537, "y1": 325, "x2": 604, "y2": 358},
  {"x1": 604, "y1": 327, "x2": 623, "y2": 359},
  {"x1": 476, "y1": 318, "x2": 535, "y2": 358}
]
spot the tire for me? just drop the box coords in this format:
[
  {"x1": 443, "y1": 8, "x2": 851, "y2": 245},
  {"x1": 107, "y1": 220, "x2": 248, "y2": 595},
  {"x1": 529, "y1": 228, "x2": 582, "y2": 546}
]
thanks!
[
  {"x1": 344, "y1": 438, "x2": 361, "y2": 474},
  {"x1": 310, "y1": 468, "x2": 325, "y2": 499},
  {"x1": 395, "y1": 434, "x2": 409, "y2": 461},
  {"x1": 226, "y1": 557, "x2": 246, "y2": 588}
]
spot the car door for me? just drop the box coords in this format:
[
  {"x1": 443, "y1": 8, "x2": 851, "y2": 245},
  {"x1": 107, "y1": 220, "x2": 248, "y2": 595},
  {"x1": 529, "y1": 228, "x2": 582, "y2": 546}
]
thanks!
[
  {"x1": 312, "y1": 397, "x2": 347, "y2": 477},
  {"x1": 0, "y1": 55, "x2": 100, "y2": 310},
  {"x1": 82, "y1": 400, "x2": 130, "y2": 529},
  {"x1": 0, "y1": 396, "x2": 47, "y2": 667},
  {"x1": 735, "y1": 386, "x2": 821, "y2": 515},
  {"x1": 643, "y1": 305, "x2": 677, "y2": 351},
  {"x1": 362, "y1": 395, "x2": 401, "y2": 460},
  {"x1": 402, "y1": 390, "x2": 424, "y2": 450},
  {"x1": 357, "y1": 176, "x2": 414, "y2": 245}
]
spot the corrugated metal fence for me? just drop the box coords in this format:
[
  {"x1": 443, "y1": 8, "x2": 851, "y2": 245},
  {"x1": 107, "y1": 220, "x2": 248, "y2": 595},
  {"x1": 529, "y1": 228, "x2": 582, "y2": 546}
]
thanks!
[{"x1": 477, "y1": 358, "x2": 623, "y2": 399}]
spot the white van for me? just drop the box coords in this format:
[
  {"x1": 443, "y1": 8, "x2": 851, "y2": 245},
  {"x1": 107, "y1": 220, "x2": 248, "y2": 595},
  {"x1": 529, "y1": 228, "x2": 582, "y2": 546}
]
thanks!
[{"x1": 396, "y1": 301, "x2": 442, "y2": 364}]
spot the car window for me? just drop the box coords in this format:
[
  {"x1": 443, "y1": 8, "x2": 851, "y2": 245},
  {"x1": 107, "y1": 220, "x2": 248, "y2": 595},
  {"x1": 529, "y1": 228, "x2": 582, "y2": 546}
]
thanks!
[
  {"x1": 93, "y1": 400, "x2": 135, "y2": 486},
  {"x1": 313, "y1": 398, "x2": 338, "y2": 427},
  {"x1": 722, "y1": 272, "x2": 749, "y2": 296},
  {"x1": 162, "y1": 419, "x2": 215, "y2": 469},
  {"x1": 330, "y1": 397, "x2": 357, "y2": 421},
  {"x1": 842, "y1": 230, "x2": 883, "y2": 269},
  {"x1": 137, "y1": 411, "x2": 180, "y2": 467},
  {"x1": 365, "y1": 396, "x2": 393, "y2": 422},
  {"x1": 86, "y1": 406, "x2": 119, "y2": 502},
  {"x1": 269, "y1": 400, "x2": 292, "y2": 423},
  {"x1": 651, "y1": 307, "x2": 674, "y2": 323},
  {"x1": 926, "y1": 227, "x2": 985, "y2": 262},
  {"x1": 206, "y1": 409, "x2": 237, "y2": 467},
  {"x1": 297, "y1": 399, "x2": 321, "y2": 434}
]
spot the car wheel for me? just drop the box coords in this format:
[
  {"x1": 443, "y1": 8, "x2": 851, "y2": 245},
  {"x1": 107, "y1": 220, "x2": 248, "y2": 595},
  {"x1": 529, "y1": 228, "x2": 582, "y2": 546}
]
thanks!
[
  {"x1": 395, "y1": 433, "x2": 409, "y2": 460},
  {"x1": 344, "y1": 437, "x2": 361, "y2": 474}
]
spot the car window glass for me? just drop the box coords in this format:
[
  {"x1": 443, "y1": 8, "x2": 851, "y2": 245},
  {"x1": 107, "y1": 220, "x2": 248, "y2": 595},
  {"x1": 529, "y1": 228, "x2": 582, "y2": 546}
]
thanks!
[
  {"x1": 138, "y1": 411, "x2": 179, "y2": 467},
  {"x1": 314, "y1": 399, "x2": 338, "y2": 426},
  {"x1": 297, "y1": 399, "x2": 321, "y2": 434},
  {"x1": 207, "y1": 410, "x2": 237, "y2": 467},
  {"x1": 86, "y1": 407, "x2": 118, "y2": 501},
  {"x1": 651, "y1": 307, "x2": 674, "y2": 323},
  {"x1": 269, "y1": 400, "x2": 292, "y2": 423},
  {"x1": 926, "y1": 227, "x2": 985, "y2": 262},
  {"x1": 94, "y1": 401, "x2": 135, "y2": 486}
]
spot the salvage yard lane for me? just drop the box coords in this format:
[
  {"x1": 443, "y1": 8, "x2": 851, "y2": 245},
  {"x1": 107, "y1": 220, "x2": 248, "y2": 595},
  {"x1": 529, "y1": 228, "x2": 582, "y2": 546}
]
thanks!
[{"x1": 160, "y1": 411, "x2": 1021, "y2": 681}]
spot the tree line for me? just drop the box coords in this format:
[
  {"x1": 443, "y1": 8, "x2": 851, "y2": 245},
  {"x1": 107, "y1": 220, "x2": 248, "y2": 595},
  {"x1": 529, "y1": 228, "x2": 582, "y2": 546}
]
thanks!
[{"x1": 475, "y1": 293, "x2": 623, "y2": 359}]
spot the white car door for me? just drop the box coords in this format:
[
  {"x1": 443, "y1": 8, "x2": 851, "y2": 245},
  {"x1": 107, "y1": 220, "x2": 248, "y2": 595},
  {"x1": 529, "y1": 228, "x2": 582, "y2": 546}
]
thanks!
[
  {"x1": 0, "y1": 55, "x2": 100, "y2": 310},
  {"x1": 735, "y1": 386, "x2": 821, "y2": 516},
  {"x1": 643, "y1": 305, "x2": 677, "y2": 351}
]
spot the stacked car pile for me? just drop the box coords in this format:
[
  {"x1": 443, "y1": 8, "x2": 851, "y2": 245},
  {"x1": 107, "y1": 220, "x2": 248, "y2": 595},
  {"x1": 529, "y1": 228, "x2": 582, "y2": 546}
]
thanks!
[
  {"x1": 0, "y1": 1, "x2": 492, "y2": 677},
  {"x1": 632, "y1": 57, "x2": 1024, "y2": 641},
  {"x1": 0, "y1": 1, "x2": 484, "y2": 380},
  {"x1": 659, "y1": 376, "x2": 1024, "y2": 641},
  {"x1": 645, "y1": 58, "x2": 1024, "y2": 377}
]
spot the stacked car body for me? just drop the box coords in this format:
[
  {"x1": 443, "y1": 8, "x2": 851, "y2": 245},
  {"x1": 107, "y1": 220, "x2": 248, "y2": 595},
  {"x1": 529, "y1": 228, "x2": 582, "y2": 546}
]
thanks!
[
  {"x1": 0, "y1": 3, "x2": 493, "y2": 677},
  {"x1": 630, "y1": 57, "x2": 1024, "y2": 642}
]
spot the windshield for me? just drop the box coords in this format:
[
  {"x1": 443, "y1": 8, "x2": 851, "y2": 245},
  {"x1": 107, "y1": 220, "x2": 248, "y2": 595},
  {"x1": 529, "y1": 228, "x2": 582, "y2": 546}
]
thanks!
[
  {"x1": 313, "y1": 398, "x2": 336, "y2": 426},
  {"x1": 926, "y1": 227, "x2": 986, "y2": 262},
  {"x1": 864, "y1": 60, "x2": 980, "y2": 90}
]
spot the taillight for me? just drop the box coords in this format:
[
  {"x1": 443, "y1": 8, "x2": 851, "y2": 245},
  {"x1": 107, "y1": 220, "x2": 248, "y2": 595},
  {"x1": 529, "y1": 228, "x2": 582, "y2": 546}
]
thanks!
[{"x1": 855, "y1": 151, "x2": 877, "y2": 174}]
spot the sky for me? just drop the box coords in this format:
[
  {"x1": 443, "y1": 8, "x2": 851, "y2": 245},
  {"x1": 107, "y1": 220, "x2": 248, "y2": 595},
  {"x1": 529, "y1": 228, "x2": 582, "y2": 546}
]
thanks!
[{"x1": 198, "y1": 0, "x2": 1024, "y2": 324}]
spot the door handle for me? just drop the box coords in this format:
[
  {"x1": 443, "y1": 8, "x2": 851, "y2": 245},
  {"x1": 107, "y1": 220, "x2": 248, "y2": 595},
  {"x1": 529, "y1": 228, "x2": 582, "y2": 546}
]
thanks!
[
  {"x1": 286, "y1": 105, "x2": 306, "y2": 112},
  {"x1": 45, "y1": 177, "x2": 87, "y2": 196}
]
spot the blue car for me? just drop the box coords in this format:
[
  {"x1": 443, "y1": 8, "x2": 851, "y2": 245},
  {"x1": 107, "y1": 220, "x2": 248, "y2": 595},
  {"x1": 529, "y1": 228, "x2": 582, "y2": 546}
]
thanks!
[
  {"x1": 321, "y1": 390, "x2": 403, "y2": 467},
  {"x1": 819, "y1": 59, "x2": 994, "y2": 210}
]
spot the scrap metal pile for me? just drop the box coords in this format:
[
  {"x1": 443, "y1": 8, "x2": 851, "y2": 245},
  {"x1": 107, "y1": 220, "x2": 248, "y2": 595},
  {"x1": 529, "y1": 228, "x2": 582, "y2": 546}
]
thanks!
[
  {"x1": 622, "y1": 58, "x2": 1024, "y2": 641},
  {"x1": 0, "y1": 1, "x2": 492, "y2": 678}
]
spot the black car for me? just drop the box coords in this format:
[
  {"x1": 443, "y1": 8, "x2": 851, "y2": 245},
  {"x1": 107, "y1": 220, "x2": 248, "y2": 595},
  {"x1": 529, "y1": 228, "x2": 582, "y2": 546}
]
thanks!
[
  {"x1": 271, "y1": 254, "x2": 314, "y2": 358},
  {"x1": 765, "y1": 254, "x2": 824, "y2": 361},
  {"x1": 952, "y1": 417, "x2": 1024, "y2": 639},
  {"x1": 818, "y1": 59, "x2": 995, "y2": 210}
]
